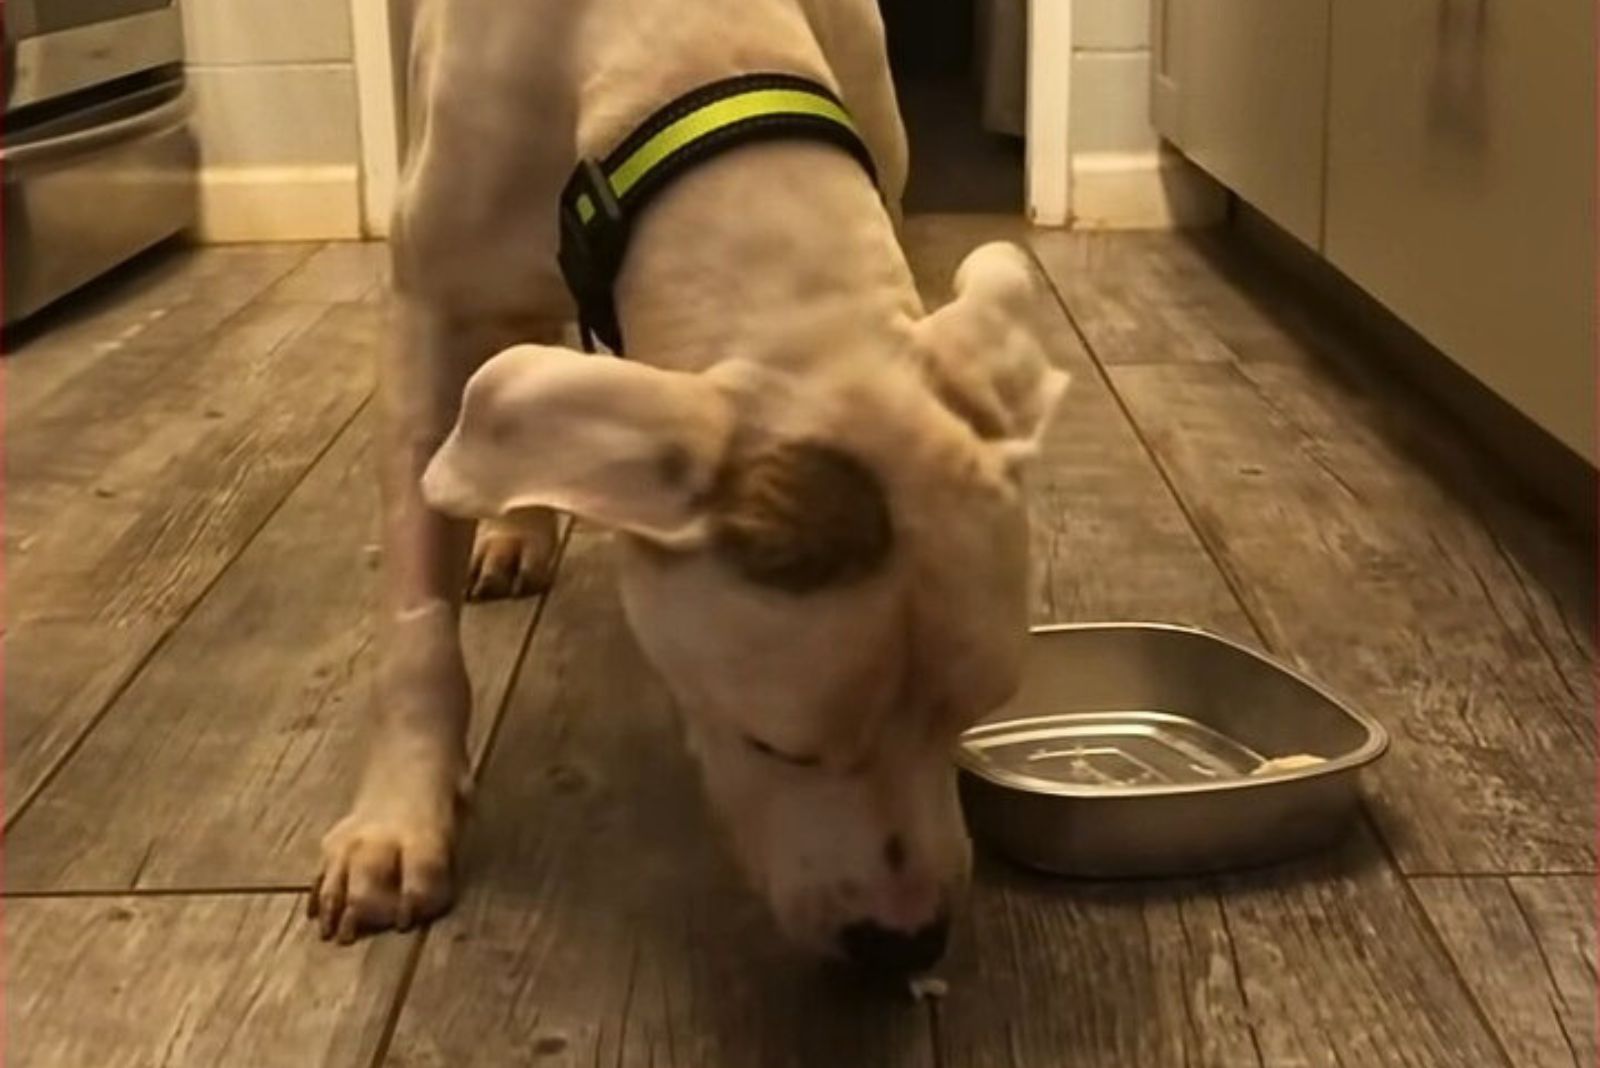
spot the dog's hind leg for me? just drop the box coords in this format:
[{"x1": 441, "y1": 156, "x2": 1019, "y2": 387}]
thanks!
[{"x1": 466, "y1": 507, "x2": 560, "y2": 601}]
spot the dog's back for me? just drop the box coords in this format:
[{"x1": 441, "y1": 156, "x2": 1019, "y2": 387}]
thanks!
[{"x1": 392, "y1": 0, "x2": 906, "y2": 318}]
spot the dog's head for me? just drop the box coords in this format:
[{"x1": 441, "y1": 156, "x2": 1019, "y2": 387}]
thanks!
[{"x1": 423, "y1": 243, "x2": 1066, "y2": 970}]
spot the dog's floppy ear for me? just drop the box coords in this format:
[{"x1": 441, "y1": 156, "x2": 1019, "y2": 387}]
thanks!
[
  {"x1": 422, "y1": 344, "x2": 734, "y2": 545},
  {"x1": 913, "y1": 241, "x2": 1070, "y2": 460}
]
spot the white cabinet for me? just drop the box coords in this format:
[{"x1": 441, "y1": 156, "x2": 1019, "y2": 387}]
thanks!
[
  {"x1": 1323, "y1": 0, "x2": 1596, "y2": 461},
  {"x1": 1152, "y1": 0, "x2": 1331, "y2": 246},
  {"x1": 1155, "y1": 0, "x2": 1595, "y2": 463}
]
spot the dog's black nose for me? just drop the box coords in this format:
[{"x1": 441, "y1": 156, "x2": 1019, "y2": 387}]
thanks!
[{"x1": 839, "y1": 917, "x2": 950, "y2": 974}]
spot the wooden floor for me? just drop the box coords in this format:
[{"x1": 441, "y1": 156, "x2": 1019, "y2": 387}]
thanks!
[{"x1": 6, "y1": 220, "x2": 1594, "y2": 1068}]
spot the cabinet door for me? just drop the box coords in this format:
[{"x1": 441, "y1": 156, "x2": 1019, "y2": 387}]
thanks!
[
  {"x1": 1326, "y1": 0, "x2": 1596, "y2": 461},
  {"x1": 1152, "y1": 0, "x2": 1331, "y2": 245}
]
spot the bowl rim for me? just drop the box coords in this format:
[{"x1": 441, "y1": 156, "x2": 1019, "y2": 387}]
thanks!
[{"x1": 954, "y1": 621, "x2": 1391, "y2": 799}]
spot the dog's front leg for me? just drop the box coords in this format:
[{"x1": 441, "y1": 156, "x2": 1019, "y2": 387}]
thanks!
[{"x1": 311, "y1": 301, "x2": 540, "y2": 942}]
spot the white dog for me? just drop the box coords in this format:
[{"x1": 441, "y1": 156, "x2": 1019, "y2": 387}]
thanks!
[{"x1": 311, "y1": 0, "x2": 1067, "y2": 973}]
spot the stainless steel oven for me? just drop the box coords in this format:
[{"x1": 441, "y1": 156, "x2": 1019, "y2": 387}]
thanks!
[{"x1": 4, "y1": 0, "x2": 198, "y2": 324}]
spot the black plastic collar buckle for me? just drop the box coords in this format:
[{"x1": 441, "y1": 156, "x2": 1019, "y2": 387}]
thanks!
[
  {"x1": 555, "y1": 74, "x2": 876, "y2": 357},
  {"x1": 557, "y1": 158, "x2": 628, "y2": 353}
]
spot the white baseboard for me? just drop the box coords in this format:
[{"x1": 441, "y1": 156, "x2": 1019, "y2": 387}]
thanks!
[
  {"x1": 194, "y1": 165, "x2": 363, "y2": 243},
  {"x1": 1069, "y1": 147, "x2": 1227, "y2": 230}
]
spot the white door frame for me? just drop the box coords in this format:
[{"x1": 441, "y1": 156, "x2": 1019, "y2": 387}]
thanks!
[
  {"x1": 353, "y1": 0, "x2": 1076, "y2": 231},
  {"x1": 1026, "y1": 0, "x2": 1072, "y2": 226},
  {"x1": 350, "y1": 0, "x2": 404, "y2": 237}
]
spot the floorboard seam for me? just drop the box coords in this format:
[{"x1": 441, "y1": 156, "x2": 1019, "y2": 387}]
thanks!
[
  {"x1": 1213, "y1": 892, "x2": 1269, "y2": 1068},
  {"x1": 4, "y1": 392, "x2": 374, "y2": 832},
  {"x1": 1022, "y1": 244, "x2": 1274, "y2": 653},
  {"x1": 1505, "y1": 880, "x2": 1586, "y2": 1067},
  {"x1": 366, "y1": 929, "x2": 430, "y2": 1068},
  {"x1": 4, "y1": 885, "x2": 316, "y2": 899},
  {"x1": 5, "y1": 243, "x2": 321, "y2": 421},
  {"x1": 926, "y1": 998, "x2": 947, "y2": 1068},
  {"x1": 1030, "y1": 241, "x2": 1522, "y2": 1068},
  {"x1": 466, "y1": 521, "x2": 575, "y2": 781},
  {"x1": 1360, "y1": 810, "x2": 1520, "y2": 1068},
  {"x1": 1406, "y1": 871, "x2": 1600, "y2": 881}
]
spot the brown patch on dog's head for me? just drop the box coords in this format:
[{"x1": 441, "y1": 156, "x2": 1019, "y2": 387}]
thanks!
[{"x1": 710, "y1": 442, "x2": 893, "y2": 593}]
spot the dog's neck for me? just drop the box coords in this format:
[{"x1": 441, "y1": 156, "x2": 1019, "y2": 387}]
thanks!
[{"x1": 612, "y1": 139, "x2": 922, "y2": 378}]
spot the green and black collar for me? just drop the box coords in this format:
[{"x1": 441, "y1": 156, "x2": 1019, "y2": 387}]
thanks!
[{"x1": 557, "y1": 72, "x2": 878, "y2": 354}]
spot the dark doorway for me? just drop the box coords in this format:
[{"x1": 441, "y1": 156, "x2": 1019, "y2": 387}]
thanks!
[{"x1": 880, "y1": 0, "x2": 1026, "y2": 213}]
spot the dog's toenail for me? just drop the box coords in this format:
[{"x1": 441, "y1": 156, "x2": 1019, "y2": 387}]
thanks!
[{"x1": 534, "y1": 1034, "x2": 569, "y2": 1055}]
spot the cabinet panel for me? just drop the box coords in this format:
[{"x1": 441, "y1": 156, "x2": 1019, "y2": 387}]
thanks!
[
  {"x1": 1326, "y1": 0, "x2": 1596, "y2": 461},
  {"x1": 1153, "y1": 0, "x2": 1331, "y2": 246}
]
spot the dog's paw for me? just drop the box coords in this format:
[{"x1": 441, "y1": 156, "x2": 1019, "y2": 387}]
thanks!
[
  {"x1": 466, "y1": 512, "x2": 559, "y2": 601},
  {"x1": 310, "y1": 808, "x2": 455, "y2": 943}
]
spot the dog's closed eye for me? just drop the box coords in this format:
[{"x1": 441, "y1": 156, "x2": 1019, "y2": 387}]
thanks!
[{"x1": 744, "y1": 735, "x2": 821, "y2": 767}]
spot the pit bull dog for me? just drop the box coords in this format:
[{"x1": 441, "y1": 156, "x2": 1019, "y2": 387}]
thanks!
[{"x1": 310, "y1": 0, "x2": 1068, "y2": 974}]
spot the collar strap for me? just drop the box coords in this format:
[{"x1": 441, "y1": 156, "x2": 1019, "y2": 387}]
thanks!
[{"x1": 558, "y1": 72, "x2": 877, "y2": 354}]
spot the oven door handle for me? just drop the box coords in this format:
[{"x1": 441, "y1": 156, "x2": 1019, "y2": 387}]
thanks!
[{"x1": 5, "y1": 88, "x2": 191, "y2": 166}]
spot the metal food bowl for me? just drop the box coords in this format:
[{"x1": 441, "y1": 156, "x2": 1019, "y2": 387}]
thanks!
[{"x1": 957, "y1": 624, "x2": 1389, "y2": 877}]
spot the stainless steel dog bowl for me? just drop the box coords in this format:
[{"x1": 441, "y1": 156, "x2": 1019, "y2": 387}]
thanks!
[{"x1": 957, "y1": 624, "x2": 1389, "y2": 877}]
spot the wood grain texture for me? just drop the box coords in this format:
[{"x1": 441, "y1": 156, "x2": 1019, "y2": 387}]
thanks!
[
  {"x1": 1190, "y1": 226, "x2": 1588, "y2": 650},
  {"x1": 4, "y1": 619, "x2": 163, "y2": 820},
  {"x1": 262, "y1": 242, "x2": 390, "y2": 305},
  {"x1": 9, "y1": 243, "x2": 388, "y2": 625},
  {"x1": 1236, "y1": 358, "x2": 1595, "y2": 743},
  {"x1": 1107, "y1": 359, "x2": 1594, "y2": 874},
  {"x1": 9, "y1": 285, "x2": 336, "y2": 623},
  {"x1": 1138, "y1": 229, "x2": 1349, "y2": 366},
  {"x1": 6, "y1": 243, "x2": 317, "y2": 417},
  {"x1": 6, "y1": 298, "x2": 377, "y2": 817},
  {"x1": 1234, "y1": 297, "x2": 1595, "y2": 656},
  {"x1": 1510, "y1": 878, "x2": 1599, "y2": 1065},
  {"x1": 6, "y1": 893, "x2": 410, "y2": 1068},
  {"x1": 938, "y1": 865, "x2": 1260, "y2": 1068},
  {"x1": 1221, "y1": 830, "x2": 1510, "y2": 1068},
  {"x1": 1040, "y1": 224, "x2": 1592, "y2": 726},
  {"x1": 1028, "y1": 230, "x2": 1273, "y2": 366},
  {"x1": 384, "y1": 532, "x2": 937, "y2": 1068},
  {"x1": 5, "y1": 417, "x2": 540, "y2": 891},
  {"x1": 9, "y1": 298, "x2": 374, "y2": 624},
  {"x1": 1415, "y1": 876, "x2": 1597, "y2": 1068},
  {"x1": 946, "y1": 834, "x2": 1513, "y2": 1068}
]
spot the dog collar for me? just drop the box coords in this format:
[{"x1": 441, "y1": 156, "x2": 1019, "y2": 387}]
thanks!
[{"x1": 557, "y1": 72, "x2": 878, "y2": 354}]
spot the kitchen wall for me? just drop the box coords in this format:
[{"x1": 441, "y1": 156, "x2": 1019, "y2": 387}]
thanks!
[
  {"x1": 183, "y1": 0, "x2": 364, "y2": 241},
  {"x1": 1073, "y1": 0, "x2": 1156, "y2": 157},
  {"x1": 1070, "y1": 0, "x2": 1221, "y2": 227},
  {"x1": 178, "y1": 1, "x2": 1208, "y2": 239}
]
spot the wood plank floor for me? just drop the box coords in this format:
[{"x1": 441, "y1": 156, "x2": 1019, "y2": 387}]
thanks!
[{"x1": 5, "y1": 223, "x2": 1592, "y2": 1067}]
